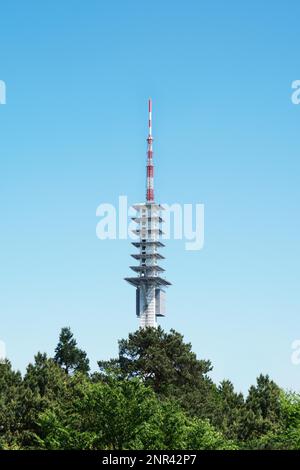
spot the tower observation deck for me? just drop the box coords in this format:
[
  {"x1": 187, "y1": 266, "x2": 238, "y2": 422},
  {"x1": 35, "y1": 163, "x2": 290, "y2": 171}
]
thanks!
[{"x1": 124, "y1": 100, "x2": 171, "y2": 328}]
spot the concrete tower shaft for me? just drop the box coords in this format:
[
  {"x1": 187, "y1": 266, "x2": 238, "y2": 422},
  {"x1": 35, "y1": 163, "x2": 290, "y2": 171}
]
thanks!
[{"x1": 125, "y1": 100, "x2": 171, "y2": 328}]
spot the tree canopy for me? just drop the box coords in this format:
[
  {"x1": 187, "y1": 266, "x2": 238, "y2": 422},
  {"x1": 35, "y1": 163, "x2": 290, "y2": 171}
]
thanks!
[
  {"x1": 0, "y1": 326, "x2": 298, "y2": 450},
  {"x1": 54, "y1": 327, "x2": 89, "y2": 375}
]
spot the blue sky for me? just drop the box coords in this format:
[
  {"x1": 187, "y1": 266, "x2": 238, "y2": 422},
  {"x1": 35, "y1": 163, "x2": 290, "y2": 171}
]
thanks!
[{"x1": 0, "y1": 1, "x2": 299, "y2": 394}]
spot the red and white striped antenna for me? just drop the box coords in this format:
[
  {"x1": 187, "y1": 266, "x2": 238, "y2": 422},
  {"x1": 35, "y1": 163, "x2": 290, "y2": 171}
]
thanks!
[{"x1": 146, "y1": 98, "x2": 154, "y2": 202}]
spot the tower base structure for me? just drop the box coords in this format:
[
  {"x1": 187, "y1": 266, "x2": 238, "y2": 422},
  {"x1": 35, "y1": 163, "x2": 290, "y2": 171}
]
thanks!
[{"x1": 125, "y1": 202, "x2": 171, "y2": 328}]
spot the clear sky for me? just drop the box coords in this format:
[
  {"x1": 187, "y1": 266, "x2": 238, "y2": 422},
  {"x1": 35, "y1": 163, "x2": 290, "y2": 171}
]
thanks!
[{"x1": 0, "y1": 1, "x2": 299, "y2": 394}]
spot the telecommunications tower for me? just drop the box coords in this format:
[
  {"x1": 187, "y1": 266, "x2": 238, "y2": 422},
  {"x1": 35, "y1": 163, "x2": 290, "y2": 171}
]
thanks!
[{"x1": 125, "y1": 99, "x2": 171, "y2": 328}]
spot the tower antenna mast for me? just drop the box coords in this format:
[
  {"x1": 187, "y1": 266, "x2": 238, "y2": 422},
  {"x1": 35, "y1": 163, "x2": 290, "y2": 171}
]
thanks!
[
  {"x1": 125, "y1": 99, "x2": 171, "y2": 328},
  {"x1": 146, "y1": 98, "x2": 154, "y2": 202}
]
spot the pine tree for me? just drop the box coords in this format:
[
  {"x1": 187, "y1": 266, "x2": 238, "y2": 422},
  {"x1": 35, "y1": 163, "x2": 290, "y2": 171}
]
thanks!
[
  {"x1": 54, "y1": 327, "x2": 90, "y2": 375},
  {"x1": 97, "y1": 326, "x2": 218, "y2": 420}
]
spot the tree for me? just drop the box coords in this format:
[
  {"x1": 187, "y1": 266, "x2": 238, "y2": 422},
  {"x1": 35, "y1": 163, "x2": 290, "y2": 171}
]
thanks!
[
  {"x1": 20, "y1": 352, "x2": 69, "y2": 448},
  {"x1": 214, "y1": 380, "x2": 245, "y2": 440},
  {"x1": 36, "y1": 376, "x2": 235, "y2": 450},
  {"x1": 185, "y1": 418, "x2": 238, "y2": 450},
  {"x1": 54, "y1": 327, "x2": 89, "y2": 375},
  {"x1": 97, "y1": 327, "x2": 218, "y2": 420},
  {"x1": 0, "y1": 360, "x2": 23, "y2": 449},
  {"x1": 238, "y1": 374, "x2": 282, "y2": 444},
  {"x1": 37, "y1": 377, "x2": 163, "y2": 450},
  {"x1": 254, "y1": 392, "x2": 300, "y2": 449},
  {"x1": 0, "y1": 326, "x2": 293, "y2": 450}
]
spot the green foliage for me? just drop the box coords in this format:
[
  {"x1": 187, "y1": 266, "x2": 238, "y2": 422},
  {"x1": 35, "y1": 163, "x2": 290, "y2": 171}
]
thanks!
[
  {"x1": 0, "y1": 360, "x2": 23, "y2": 448},
  {"x1": 0, "y1": 326, "x2": 299, "y2": 450},
  {"x1": 252, "y1": 392, "x2": 300, "y2": 449},
  {"x1": 35, "y1": 409, "x2": 95, "y2": 450},
  {"x1": 54, "y1": 327, "x2": 90, "y2": 375},
  {"x1": 98, "y1": 327, "x2": 218, "y2": 420},
  {"x1": 99, "y1": 327, "x2": 212, "y2": 391},
  {"x1": 18, "y1": 353, "x2": 70, "y2": 448},
  {"x1": 73, "y1": 378, "x2": 162, "y2": 449},
  {"x1": 185, "y1": 418, "x2": 238, "y2": 450},
  {"x1": 35, "y1": 378, "x2": 235, "y2": 450},
  {"x1": 238, "y1": 374, "x2": 282, "y2": 445},
  {"x1": 213, "y1": 380, "x2": 245, "y2": 440}
]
